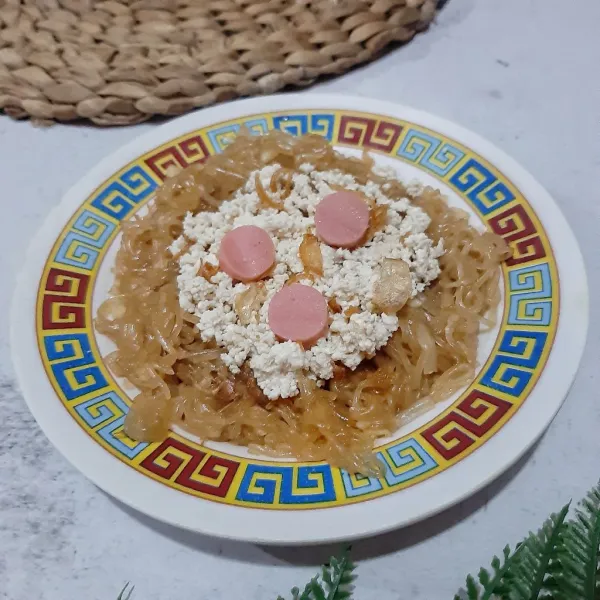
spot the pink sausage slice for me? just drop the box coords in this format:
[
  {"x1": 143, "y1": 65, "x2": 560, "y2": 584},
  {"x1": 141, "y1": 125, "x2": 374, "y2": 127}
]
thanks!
[
  {"x1": 314, "y1": 191, "x2": 370, "y2": 248},
  {"x1": 268, "y1": 284, "x2": 328, "y2": 346},
  {"x1": 218, "y1": 225, "x2": 275, "y2": 282}
]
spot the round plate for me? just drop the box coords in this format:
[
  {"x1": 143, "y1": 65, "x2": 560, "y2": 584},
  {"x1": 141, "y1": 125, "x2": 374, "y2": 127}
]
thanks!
[{"x1": 11, "y1": 94, "x2": 588, "y2": 544}]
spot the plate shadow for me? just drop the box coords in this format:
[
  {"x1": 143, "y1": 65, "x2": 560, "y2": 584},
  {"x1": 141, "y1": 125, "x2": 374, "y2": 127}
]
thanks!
[{"x1": 107, "y1": 437, "x2": 539, "y2": 567}]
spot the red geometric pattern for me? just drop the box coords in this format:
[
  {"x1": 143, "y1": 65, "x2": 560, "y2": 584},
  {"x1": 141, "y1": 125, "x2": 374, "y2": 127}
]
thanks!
[
  {"x1": 41, "y1": 268, "x2": 90, "y2": 329},
  {"x1": 144, "y1": 135, "x2": 210, "y2": 181},
  {"x1": 337, "y1": 116, "x2": 402, "y2": 153},
  {"x1": 140, "y1": 437, "x2": 240, "y2": 498},
  {"x1": 421, "y1": 390, "x2": 513, "y2": 460},
  {"x1": 489, "y1": 204, "x2": 546, "y2": 265},
  {"x1": 505, "y1": 236, "x2": 547, "y2": 266}
]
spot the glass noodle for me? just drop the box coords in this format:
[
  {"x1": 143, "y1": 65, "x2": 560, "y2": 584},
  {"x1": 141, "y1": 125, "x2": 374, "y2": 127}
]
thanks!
[{"x1": 95, "y1": 130, "x2": 511, "y2": 475}]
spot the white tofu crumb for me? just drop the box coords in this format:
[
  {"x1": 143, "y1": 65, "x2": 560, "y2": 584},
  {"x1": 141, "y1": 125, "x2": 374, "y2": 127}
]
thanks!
[
  {"x1": 407, "y1": 178, "x2": 425, "y2": 197},
  {"x1": 168, "y1": 235, "x2": 187, "y2": 257},
  {"x1": 372, "y1": 164, "x2": 397, "y2": 179},
  {"x1": 175, "y1": 164, "x2": 444, "y2": 399}
]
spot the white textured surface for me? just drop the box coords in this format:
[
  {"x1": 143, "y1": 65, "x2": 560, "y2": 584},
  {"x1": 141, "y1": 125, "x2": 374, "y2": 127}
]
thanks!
[{"x1": 1, "y1": 0, "x2": 599, "y2": 598}]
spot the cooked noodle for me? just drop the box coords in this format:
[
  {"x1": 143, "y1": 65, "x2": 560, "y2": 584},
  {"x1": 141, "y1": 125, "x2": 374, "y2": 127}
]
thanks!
[{"x1": 96, "y1": 130, "x2": 510, "y2": 474}]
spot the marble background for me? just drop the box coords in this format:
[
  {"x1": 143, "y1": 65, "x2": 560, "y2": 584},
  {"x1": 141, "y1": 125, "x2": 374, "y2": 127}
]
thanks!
[{"x1": 1, "y1": 0, "x2": 599, "y2": 598}]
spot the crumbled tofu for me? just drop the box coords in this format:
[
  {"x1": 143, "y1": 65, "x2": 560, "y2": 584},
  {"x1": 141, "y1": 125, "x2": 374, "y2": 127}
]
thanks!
[
  {"x1": 168, "y1": 234, "x2": 187, "y2": 257},
  {"x1": 174, "y1": 164, "x2": 444, "y2": 399}
]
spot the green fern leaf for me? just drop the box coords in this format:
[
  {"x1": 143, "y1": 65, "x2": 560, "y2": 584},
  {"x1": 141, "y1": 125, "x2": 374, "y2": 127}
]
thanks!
[
  {"x1": 322, "y1": 567, "x2": 334, "y2": 587},
  {"x1": 556, "y1": 481, "x2": 600, "y2": 600},
  {"x1": 455, "y1": 503, "x2": 569, "y2": 600},
  {"x1": 279, "y1": 550, "x2": 355, "y2": 600},
  {"x1": 465, "y1": 574, "x2": 480, "y2": 599},
  {"x1": 323, "y1": 550, "x2": 356, "y2": 600},
  {"x1": 116, "y1": 583, "x2": 134, "y2": 600},
  {"x1": 292, "y1": 584, "x2": 306, "y2": 600},
  {"x1": 307, "y1": 577, "x2": 328, "y2": 600},
  {"x1": 455, "y1": 545, "x2": 520, "y2": 600},
  {"x1": 479, "y1": 566, "x2": 492, "y2": 588},
  {"x1": 500, "y1": 503, "x2": 570, "y2": 600}
]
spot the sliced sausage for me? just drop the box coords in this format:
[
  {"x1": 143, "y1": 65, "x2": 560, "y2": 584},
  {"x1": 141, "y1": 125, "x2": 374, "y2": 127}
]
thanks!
[
  {"x1": 218, "y1": 225, "x2": 276, "y2": 282},
  {"x1": 268, "y1": 283, "x2": 328, "y2": 346},
  {"x1": 314, "y1": 190, "x2": 370, "y2": 248}
]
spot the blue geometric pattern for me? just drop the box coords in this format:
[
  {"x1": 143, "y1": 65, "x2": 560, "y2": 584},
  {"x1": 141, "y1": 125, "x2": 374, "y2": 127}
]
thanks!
[
  {"x1": 74, "y1": 390, "x2": 129, "y2": 428},
  {"x1": 236, "y1": 464, "x2": 336, "y2": 504},
  {"x1": 449, "y1": 158, "x2": 515, "y2": 215},
  {"x1": 91, "y1": 165, "x2": 157, "y2": 221},
  {"x1": 273, "y1": 113, "x2": 335, "y2": 140},
  {"x1": 55, "y1": 210, "x2": 116, "y2": 270},
  {"x1": 397, "y1": 129, "x2": 465, "y2": 176},
  {"x1": 206, "y1": 118, "x2": 270, "y2": 153},
  {"x1": 381, "y1": 439, "x2": 438, "y2": 486},
  {"x1": 481, "y1": 330, "x2": 548, "y2": 396},
  {"x1": 508, "y1": 263, "x2": 552, "y2": 326},
  {"x1": 341, "y1": 471, "x2": 383, "y2": 498},
  {"x1": 44, "y1": 333, "x2": 108, "y2": 400},
  {"x1": 97, "y1": 415, "x2": 148, "y2": 459}
]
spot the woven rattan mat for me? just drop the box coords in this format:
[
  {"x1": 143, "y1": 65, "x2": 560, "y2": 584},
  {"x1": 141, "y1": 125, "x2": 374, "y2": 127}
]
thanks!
[{"x1": 0, "y1": 0, "x2": 436, "y2": 126}]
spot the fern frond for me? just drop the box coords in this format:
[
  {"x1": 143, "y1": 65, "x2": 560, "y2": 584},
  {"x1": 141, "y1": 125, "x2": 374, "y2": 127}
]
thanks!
[
  {"x1": 555, "y1": 481, "x2": 600, "y2": 600},
  {"x1": 322, "y1": 550, "x2": 356, "y2": 600},
  {"x1": 292, "y1": 577, "x2": 327, "y2": 600},
  {"x1": 456, "y1": 504, "x2": 570, "y2": 600},
  {"x1": 116, "y1": 583, "x2": 134, "y2": 600},
  {"x1": 278, "y1": 550, "x2": 356, "y2": 600},
  {"x1": 454, "y1": 545, "x2": 521, "y2": 600},
  {"x1": 500, "y1": 503, "x2": 570, "y2": 599}
]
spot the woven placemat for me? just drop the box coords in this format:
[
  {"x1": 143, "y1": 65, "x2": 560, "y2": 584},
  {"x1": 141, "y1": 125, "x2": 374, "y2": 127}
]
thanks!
[{"x1": 0, "y1": 0, "x2": 436, "y2": 126}]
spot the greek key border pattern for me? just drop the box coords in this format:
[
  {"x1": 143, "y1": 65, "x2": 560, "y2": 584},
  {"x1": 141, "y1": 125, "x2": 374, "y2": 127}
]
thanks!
[{"x1": 36, "y1": 110, "x2": 558, "y2": 509}]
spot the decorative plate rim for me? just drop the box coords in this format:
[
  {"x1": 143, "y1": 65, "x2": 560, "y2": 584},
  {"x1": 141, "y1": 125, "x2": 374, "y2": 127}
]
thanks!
[
  {"x1": 31, "y1": 108, "x2": 558, "y2": 507},
  {"x1": 11, "y1": 93, "x2": 588, "y2": 544}
]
